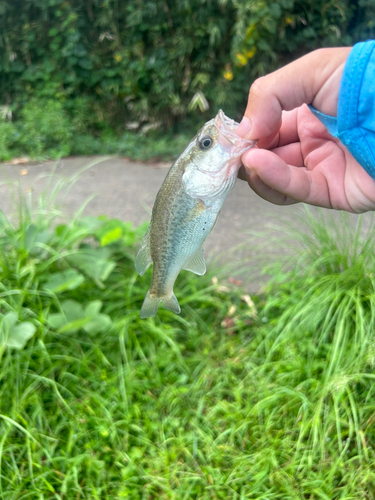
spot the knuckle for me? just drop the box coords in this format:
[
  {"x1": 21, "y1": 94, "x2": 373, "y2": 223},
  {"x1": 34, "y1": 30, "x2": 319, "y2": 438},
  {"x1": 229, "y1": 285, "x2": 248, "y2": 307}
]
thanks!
[{"x1": 249, "y1": 77, "x2": 268, "y2": 98}]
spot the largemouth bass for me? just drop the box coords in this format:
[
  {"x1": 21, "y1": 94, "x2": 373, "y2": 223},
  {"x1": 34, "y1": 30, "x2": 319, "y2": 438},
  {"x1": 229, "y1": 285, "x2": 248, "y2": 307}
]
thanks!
[{"x1": 135, "y1": 110, "x2": 256, "y2": 318}]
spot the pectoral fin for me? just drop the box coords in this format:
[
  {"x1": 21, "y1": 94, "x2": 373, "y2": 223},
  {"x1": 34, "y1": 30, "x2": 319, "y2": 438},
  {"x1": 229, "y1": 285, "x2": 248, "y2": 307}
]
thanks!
[
  {"x1": 183, "y1": 247, "x2": 206, "y2": 275},
  {"x1": 135, "y1": 230, "x2": 152, "y2": 276}
]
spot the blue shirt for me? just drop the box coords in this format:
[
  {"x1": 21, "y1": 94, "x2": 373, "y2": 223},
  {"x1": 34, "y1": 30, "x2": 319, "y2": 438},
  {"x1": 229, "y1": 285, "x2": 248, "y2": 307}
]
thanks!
[{"x1": 308, "y1": 40, "x2": 375, "y2": 179}]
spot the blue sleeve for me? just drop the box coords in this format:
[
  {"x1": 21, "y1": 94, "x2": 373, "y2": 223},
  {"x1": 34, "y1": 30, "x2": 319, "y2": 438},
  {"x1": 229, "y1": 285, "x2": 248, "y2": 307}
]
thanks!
[{"x1": 308, "y1": 40, "x2": 375, "y2": 179}]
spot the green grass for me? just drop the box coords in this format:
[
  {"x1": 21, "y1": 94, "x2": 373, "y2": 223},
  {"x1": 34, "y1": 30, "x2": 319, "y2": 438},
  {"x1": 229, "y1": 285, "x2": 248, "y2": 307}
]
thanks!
[{"x1": 1, "y1": 184, "x2": 375, "y2": 499}]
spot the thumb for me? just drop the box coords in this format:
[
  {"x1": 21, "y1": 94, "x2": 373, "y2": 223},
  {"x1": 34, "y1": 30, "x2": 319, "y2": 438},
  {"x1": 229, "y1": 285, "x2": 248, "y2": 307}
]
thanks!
[{"x1": 243, "y1": 47, "x2": 351, "y2": 141}]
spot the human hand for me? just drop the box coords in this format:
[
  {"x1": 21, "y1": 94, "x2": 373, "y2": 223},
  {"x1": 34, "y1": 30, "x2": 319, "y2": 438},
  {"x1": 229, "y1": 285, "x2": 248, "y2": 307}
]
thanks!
[{"x1": 236, "y1": 48, "x2": 375, "y2": 213}]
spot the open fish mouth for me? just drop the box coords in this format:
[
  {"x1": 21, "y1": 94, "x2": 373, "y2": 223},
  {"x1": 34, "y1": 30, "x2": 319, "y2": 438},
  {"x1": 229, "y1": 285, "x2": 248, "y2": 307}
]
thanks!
[{"x1": 214, "y1": 109, "x2": 257, "y2": 155}]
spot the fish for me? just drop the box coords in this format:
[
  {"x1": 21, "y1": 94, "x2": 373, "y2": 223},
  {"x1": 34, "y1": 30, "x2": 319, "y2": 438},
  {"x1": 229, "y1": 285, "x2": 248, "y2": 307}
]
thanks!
[{"x1": 135, "y1": 110, "x2": 256, "y2": 318}]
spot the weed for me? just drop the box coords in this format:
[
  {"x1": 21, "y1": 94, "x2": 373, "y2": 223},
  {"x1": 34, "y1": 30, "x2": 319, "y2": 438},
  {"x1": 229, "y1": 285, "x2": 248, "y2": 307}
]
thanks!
[
  {"x1": 0, "y1": 185, "x2": 374, "y2": 498},
  {"x1": 18, "y1": 99, "x2": 73, "y2": 159},
  {"x1": 0, "y1": 99, "x2": 191, "y2": 162}
]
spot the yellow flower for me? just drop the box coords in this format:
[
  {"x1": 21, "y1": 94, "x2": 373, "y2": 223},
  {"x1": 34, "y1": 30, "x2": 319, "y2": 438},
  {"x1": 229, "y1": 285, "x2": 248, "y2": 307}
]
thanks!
[
  {"x1": 285, "y1": 16, "x2": 293, "y2": 25},
  {"x1": 235, "y1": 53, "x2": 247, "y2": 66},
  {"x1": 114, "y1": 53, "x2": 122, "y2": 62},
  {"x1": 223, "y1": 69, "x2": 233, "y2": 81},
  {"x1": 245, "y1": 48, "x2": 256, "y2": 59}
]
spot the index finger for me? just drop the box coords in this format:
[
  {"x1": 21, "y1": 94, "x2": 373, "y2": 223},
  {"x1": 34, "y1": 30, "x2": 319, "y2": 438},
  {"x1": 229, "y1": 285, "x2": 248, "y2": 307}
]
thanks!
[{"x1": 244, "y1": 48, "x2": 351, "y2": 141}]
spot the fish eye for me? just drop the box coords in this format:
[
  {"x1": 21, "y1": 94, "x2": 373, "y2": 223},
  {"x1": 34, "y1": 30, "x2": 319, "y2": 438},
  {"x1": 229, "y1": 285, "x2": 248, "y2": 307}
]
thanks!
[{"x1": 198, "y1": 135, "x2": 213, "y2": 151}]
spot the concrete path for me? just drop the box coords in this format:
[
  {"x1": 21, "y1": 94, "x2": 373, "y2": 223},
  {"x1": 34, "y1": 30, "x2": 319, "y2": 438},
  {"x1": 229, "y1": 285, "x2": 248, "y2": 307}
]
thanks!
[{"x1": 0, "y1": 156, "x2": 368, "y2": 291}]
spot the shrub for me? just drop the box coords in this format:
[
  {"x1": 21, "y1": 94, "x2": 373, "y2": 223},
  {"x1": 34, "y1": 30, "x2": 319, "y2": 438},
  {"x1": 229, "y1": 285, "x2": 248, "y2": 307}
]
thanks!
[
  {"x1": 18, "y1": 99, "x2": 73, "y2": 159},
  {"x1": 0, "y1": 121, "x2": 17, "y2": 161},
  {"x1": 0, "y1": 0, "x2": 374, "y2": 135}
]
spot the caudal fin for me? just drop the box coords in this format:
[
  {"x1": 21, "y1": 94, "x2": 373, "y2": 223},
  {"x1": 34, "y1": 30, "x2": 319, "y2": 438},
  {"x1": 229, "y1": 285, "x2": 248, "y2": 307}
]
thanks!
[
  {"x1": 140, "y1": 292, "x2": 161, "y2": 319},
  {"x1": 139, "y1": 291, "x2": 181, "y2": 318}
]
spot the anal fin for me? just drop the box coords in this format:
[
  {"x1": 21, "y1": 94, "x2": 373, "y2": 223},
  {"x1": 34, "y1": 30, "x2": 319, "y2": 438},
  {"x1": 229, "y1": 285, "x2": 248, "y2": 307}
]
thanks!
[{"x1": 183, "y1": 247, "x2": 206, "y2": 275}]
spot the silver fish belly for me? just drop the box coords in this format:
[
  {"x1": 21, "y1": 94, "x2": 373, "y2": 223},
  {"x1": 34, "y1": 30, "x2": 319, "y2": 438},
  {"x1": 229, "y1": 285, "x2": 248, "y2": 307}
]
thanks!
[{"x1": 135, "y1": 110, "x2": 256, "y2": 318}]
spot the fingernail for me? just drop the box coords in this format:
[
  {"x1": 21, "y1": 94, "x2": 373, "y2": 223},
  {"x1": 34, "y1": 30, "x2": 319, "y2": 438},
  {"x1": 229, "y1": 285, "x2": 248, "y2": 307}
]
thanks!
[{"x1": 236, "y1": 116, "x2": 252, "y2": 138}]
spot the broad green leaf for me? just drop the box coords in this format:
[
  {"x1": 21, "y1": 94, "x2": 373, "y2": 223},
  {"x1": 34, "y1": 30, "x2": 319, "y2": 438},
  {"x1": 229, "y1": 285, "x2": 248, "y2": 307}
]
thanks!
[
  {"x1": 100, "y1": 227, "x2": 122, "y2": 246},
  {"x1": 83, "y1": 314, "x2": 112, "y2": 335},
  {"x1": 83, "y1": 300, "x2": 112, "y2": 335},
  {"x1": 47, "y1": 300, "x2": 112, "y2": 335},
  {"x1": 47, "y1": 313, "x2": 68, "y2": 331},
  {"x1": 7, "y1": 322, "x2": 36, "y2": 349},
  {"x1": 124, "y1": 234, "x2": 136, "y2": 246},
  {"x1": 85, "y1": 300, "x2": 103, "y2": 317},
  {"x1": 94, "y1": 219, "x2": 124, "y2": 246},
  {"x1": 43, "y1": 269, "x2": 85, "y2": 293},
  {"x1": 2, "y1": 312, "x2": 18, "y2": 330},
  {"x1": 47, "y1": 299, "x2": 86, "y2": 333},
  {"x1": 48, "y1": 303, "x2": 88, "y2": 334},
  {"x1": 1, "y1": 312, "x2": 36, "y2": 350},
  {"x1": 61, "y1": 300, "x2": 85, "y2": 321},
  {"x1": 67, "y1": 247, "x2": 116, "y2": 282}
]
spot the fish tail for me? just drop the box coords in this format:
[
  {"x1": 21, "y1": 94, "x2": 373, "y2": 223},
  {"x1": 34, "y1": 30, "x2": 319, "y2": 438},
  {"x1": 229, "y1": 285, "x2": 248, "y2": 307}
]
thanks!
[
  {"x1": 139, "y1": 291, "x2": 180, "y2": 318},
  {"x1": 140, "y1": 291, "x2": 161, "y2": 319}
]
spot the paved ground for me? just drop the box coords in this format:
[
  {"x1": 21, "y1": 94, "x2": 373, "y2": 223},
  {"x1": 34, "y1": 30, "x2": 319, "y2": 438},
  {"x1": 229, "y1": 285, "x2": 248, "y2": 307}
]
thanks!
[{"x1": 0, "y1": 156, "x2": 368, "y2": 291}]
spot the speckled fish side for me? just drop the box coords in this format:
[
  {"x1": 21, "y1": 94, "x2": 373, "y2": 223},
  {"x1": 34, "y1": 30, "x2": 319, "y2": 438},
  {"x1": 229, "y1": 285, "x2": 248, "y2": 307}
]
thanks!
[{"x1": 135, "y1": 110, "x2": 256, "y2": 318}]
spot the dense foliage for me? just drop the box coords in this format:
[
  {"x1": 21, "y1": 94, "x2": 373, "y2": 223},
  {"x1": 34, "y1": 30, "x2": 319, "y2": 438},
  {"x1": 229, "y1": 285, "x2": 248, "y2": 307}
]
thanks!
[
  {"x1": 0, "y1": 0, "x2": 374, "y2": 160},
  {"x1": 1, "y1": 184, "x2": 375, "y2": 497}
]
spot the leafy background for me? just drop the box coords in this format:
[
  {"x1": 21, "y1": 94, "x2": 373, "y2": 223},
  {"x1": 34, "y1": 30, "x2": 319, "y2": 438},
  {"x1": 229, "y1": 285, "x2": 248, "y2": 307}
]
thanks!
[{"x1": 0, "y1": 0, "x2": 374, "y2": 160}]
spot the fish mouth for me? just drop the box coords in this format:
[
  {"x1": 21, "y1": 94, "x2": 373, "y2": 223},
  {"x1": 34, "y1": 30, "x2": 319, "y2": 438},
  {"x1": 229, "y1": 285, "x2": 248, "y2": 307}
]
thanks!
[{"x1": 214, "y1": 110, "x2": 257, "y2": 154}]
